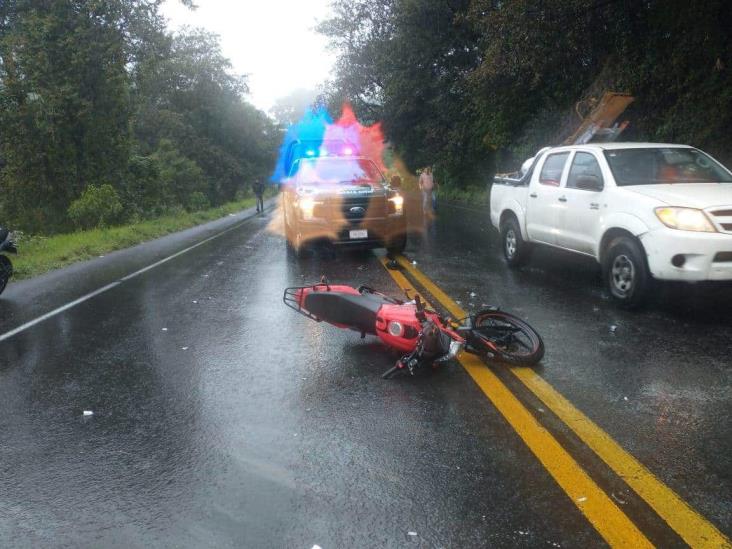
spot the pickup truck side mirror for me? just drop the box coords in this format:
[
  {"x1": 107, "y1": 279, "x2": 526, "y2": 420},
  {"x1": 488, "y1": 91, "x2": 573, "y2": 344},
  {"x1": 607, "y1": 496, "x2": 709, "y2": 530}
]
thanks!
[
  {"x1": 390, "y1": 175, "x2": 402, "y2": 189},
  {"x1": 575, "y1": 174, "x2": 603, "y2": 191}
]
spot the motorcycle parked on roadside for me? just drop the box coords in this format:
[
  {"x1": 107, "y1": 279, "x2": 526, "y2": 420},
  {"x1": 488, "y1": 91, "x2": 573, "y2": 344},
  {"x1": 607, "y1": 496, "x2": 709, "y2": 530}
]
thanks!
[
  {"x1": 283, "y1": 277, "x2": 544, "y2": 378},
  {"x1": 0, "y1": 227, "x2": 17, "y2": 296}
]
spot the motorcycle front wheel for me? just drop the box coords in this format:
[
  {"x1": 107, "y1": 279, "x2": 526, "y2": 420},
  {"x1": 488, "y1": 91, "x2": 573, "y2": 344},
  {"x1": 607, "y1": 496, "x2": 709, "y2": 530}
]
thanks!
[
  {"x1": 470, "y1": 310, "x2": 544, "y2": 365},
  {"x1": 0, "y1": 255, "x2": 12, "y2": 296}
]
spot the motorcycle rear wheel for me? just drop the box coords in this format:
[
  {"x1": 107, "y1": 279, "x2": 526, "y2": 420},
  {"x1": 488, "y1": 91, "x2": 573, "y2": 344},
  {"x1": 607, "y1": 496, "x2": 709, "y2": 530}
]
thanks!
[
  {"x1": 0, "y1": 255, "x2": 12, "y2": 296},
  {"x1": 471, "y1": 310, "x2": 544, "y2": 365}
]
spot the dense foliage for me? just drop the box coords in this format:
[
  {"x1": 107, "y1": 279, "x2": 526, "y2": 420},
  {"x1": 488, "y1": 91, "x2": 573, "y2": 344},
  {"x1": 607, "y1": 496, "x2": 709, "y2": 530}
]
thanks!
[
  {"x1": 319, "y1": 0, "x2": 732, "y2": 186},
  {"x1": 0, "y1": 0, "x2": 278, "y2": 233}
]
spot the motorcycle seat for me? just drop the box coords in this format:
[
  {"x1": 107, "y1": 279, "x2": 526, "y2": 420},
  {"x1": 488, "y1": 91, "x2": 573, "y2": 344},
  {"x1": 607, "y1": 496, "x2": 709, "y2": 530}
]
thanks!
[{"x1": 304, "y1": 291, "x2": 386, "y2": 334}]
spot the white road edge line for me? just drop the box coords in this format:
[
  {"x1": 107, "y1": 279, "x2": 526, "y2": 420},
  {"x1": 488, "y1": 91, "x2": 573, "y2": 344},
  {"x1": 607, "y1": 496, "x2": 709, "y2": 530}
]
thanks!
[{"x1": 0, "y1": 208, "x2": 267, "y2": 344}]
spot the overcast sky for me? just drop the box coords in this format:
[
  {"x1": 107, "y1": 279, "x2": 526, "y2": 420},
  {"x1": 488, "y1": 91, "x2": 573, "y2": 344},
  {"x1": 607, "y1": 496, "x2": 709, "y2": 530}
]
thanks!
[{"x1": 161, "y1": 0, "x2": 336, "y2": 113}]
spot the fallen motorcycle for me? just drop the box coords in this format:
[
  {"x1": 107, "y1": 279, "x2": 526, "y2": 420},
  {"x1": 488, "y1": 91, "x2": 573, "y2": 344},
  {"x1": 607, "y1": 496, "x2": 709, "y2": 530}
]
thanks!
[
  {"x1": 283, "y1": 278, "x2": 544, "y2": 378},
  {"x1": 0, "y1": 227, "x2": 17, "y2": 296}
]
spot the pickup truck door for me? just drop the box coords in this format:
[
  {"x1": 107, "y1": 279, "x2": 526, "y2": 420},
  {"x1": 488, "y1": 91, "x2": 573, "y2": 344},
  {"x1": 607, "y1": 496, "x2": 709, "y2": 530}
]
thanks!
[
  {"x1": 526, "y1": 152, "x2": 571, "y2": 245},
  {"x1": 556, "y1": 151, "x2": 605, "y2": 254}
]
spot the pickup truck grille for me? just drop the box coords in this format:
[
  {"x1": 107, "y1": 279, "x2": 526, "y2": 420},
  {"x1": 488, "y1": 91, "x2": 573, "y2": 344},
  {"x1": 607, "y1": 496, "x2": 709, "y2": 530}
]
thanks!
[
  {"x1": 340, "y1": 196, "x2": 387, "y2": 225},
  {"x1": 707, "y1": 207, "x2": 732, "y2": 234}
]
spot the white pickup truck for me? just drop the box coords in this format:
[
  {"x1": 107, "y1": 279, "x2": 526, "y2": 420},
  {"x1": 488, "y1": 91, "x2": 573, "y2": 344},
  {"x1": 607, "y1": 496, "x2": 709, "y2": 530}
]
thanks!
[{"x1": 490, "y1": 143, "x2": 732, "y2": 306}]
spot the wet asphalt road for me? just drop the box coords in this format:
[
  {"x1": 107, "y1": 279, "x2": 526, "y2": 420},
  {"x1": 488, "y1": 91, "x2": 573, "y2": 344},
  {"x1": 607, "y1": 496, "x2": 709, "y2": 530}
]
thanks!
[{"x1": 0, "y1": 199, "x2": 730, "y2": 548}]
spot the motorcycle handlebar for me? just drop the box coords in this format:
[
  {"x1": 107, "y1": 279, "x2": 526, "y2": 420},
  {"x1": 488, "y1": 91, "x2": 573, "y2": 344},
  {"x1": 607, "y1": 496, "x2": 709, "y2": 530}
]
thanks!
[{"x1": 414, "y1": 295, "x2": 427, "y2": 323}]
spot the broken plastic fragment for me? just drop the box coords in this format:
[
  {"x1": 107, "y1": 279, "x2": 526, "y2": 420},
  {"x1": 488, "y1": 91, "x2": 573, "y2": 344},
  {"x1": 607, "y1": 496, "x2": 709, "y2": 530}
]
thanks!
[
  {"x1": 470, "y1": 292, "x2": 477, "y2": 297},
  {"x1": 576, "y1": 496, "x2": 587, "y2": 503},
  {"x1": 611, "y1": 492, "x2": 628, "y2": 505},
  {"x1": 181, "y1": 347, "x2": 189, "y2": 351},
  {"x1": 83, "y1": 410, "x2": 93, "y2": 417},
  {"x1": 609, "y1": 325, "x2": 617, "y2": 333},
  {"x1": 407, "y1": 532, "x2": 417, "y2": 536},
  {"x1": 162, "y1": 328, "x2": 168, "y2": 331}
]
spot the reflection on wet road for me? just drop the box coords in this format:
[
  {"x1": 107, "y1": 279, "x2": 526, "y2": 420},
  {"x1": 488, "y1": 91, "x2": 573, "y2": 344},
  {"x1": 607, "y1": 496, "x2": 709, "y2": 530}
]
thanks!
[{"x1": 0, "y1": 201, "x2": 729, "y2": 547}]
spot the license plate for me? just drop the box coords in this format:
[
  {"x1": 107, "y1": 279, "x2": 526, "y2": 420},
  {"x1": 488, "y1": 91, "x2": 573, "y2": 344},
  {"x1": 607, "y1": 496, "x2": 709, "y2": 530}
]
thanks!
[{"x1": 349, "y1": 229, "x2": 368, "y2": 239}]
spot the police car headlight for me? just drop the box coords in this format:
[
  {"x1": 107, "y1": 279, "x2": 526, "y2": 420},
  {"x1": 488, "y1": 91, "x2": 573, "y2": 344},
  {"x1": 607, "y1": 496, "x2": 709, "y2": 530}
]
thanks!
[{"x1": 388, "y1": 195, "x2": 404, "y2": 216}]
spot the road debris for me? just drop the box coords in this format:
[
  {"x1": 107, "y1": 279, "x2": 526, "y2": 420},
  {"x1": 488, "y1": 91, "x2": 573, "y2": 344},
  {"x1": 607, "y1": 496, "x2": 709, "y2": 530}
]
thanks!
[
  {"x1": 407, "y1": 531, "x2": 417, "y2": 537},
  {"x1": 411, "y1": 260, "x2": 417, "y2": 266},
  {"x1": 181, "y1": 347, "x2": 189, "y2": 351},
  {"x1": 611, "y1": 492, "x2": 628, "y2": 505},
  {"x1": 162, "y1": 328, "x2": 168, "y2": 331},
  {"x1": 576, "y1": 496, "x2": 587, "y2": 503},
  {"x1": 470, "y1": 292, "x2": 477, "y2": 297},
  {"x1": 82, "y1": 410, "x2": 93, "y2": 417},
  {"x1": 609, "y1": 325, "x2": 618, "y2": 334}
]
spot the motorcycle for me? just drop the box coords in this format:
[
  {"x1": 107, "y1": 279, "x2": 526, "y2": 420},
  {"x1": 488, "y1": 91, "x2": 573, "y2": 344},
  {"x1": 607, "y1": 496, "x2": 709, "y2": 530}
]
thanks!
[
  {"x1": 283, "y1": 277, "x2": 544, "y2": 378},
  {"x1": 0, "y1": 227, "x2": 17, "y2": 296}
]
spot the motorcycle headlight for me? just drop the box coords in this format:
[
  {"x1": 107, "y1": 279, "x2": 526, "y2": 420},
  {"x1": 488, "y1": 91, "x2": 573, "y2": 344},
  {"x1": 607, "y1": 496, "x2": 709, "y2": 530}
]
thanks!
[
  {"x1": 388, "y1": 194, "x2": 404, "y2": 216},
  {"x1": 387, "y1": 321, "x2": 404, "y2": 336},
  {"x1": 655, "y1": 207, "x2": 716, "y2": 232}
]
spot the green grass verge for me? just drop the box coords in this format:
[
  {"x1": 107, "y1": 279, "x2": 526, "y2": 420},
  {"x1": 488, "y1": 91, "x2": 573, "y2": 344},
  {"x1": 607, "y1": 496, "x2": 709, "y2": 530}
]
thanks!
[{"x1": 11, "y1": 198, "x2": 258, "y2": 281}]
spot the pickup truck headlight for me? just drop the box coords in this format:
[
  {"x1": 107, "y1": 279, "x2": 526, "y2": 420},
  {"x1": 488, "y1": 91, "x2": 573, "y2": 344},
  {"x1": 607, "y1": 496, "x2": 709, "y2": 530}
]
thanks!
[
  {"x1": 297, "y1": 197, "x2": 320, "y2": 220},
  {"x1": 654, "y1": 207, "x2": 716, "y2": 232},
  {"x1": 388, "y1": 194, "x2": 404, "y2": 216}
]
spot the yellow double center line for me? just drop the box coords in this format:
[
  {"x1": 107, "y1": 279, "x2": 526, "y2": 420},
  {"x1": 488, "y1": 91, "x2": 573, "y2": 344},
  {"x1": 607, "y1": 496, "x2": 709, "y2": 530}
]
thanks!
[{"x1": 380, "y1": 255, "x2": 730, "y2": 548}]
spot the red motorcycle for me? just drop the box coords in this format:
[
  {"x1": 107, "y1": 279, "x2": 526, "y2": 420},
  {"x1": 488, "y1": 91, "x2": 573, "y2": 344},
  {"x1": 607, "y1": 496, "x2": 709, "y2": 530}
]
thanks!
[{"x1": 283, "y1": 278, "x2": 544, "y2": 378}]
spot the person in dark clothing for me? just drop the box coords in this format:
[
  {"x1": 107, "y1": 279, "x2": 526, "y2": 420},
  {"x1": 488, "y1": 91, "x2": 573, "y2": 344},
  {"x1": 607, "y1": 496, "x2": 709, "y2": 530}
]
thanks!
[{"x1": 253, "y1": 178, "x2": 265, "y2": 213}]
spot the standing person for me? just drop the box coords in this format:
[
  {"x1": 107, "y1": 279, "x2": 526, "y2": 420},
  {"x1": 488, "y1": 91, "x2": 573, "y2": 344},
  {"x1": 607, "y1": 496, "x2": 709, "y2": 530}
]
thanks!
[
  {"x1": 418, "y1": 166, "x2": 435, "y2": 216},
  {"x1": 253, "y1": 178, "x2": 265, "y2": 213}
]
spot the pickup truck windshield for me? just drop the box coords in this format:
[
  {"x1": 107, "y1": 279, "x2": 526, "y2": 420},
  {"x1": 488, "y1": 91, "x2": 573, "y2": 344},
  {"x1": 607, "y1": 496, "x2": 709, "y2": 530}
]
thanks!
[
  {"x1": 604, "y1": 148, "x2": 732, "y2": 185},
  {"x1": 294, "y1": 158, "x2": 385, "y2": 187}
]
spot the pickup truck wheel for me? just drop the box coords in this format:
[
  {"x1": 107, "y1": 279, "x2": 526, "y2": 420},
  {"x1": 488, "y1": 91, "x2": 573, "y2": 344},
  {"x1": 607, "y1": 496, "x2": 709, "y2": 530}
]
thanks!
[
  {"x1": 287, "y1": 232, "x2": 307, "y2": 259},
  {"x1": 501, "y1": 218, "x2": 530, "y2": 267},
  {"x1": 284, "y1": 216, "x2": 306, "y2": 259},
  {"x1": 603, "y1": 237, "x2": 649, "y2": 308},
  {"x1": 386, "y1": 233, "x2": 407, "y2": 256}
]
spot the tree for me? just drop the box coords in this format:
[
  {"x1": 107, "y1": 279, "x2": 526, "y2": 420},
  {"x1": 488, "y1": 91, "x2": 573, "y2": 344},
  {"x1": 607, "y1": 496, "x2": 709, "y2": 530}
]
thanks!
[
  {"x1": 270, "y1": 88, "x2": 319, "y2": 127},
  {"x1": 0, "y1": 2, "x2": 280, "y2": 233},
  {"x1": 0, "y1": 0, "x2": 133, "y2": 231},
  {"x1": 320, "y1": 0, "x2": 732, "y2": 184}
]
